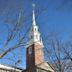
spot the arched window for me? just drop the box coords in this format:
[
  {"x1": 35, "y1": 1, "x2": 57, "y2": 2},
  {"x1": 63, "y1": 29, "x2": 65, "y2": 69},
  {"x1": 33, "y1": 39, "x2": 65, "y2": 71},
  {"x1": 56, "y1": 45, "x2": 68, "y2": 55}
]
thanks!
[
  {"x1": 35, "y1": 28, "x2": 36, "y2": 31},
  {"x1": 28, "y1": 47, "x2": 32, "y2": 54}
]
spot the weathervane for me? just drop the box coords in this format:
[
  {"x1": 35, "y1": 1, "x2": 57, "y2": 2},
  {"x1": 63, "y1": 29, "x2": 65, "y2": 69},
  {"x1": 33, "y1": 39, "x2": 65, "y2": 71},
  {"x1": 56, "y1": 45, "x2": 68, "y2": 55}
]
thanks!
[{"x1": 32, "y1": 3, "x2": 35, "y2": 9}]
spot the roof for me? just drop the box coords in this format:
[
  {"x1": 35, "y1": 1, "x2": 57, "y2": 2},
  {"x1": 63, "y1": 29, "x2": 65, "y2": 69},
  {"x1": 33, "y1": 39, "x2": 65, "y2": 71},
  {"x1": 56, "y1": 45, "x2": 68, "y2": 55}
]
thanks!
[
  {"x1": 0, "y1": 64, "x2": 23, "y2": 71},
  {"x1": 36, "y1": 62, "x2": 55, "y2": 72}
]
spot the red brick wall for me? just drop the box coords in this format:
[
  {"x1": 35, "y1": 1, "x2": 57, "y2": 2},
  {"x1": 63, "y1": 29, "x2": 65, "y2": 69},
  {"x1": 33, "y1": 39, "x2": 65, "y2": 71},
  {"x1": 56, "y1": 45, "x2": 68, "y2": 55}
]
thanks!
[
  {"x1": 34, "y1": 43, "x2": 44, "y2": 65},
  {"x1": 26, "y1": 43, "x2": 44, "y2": 69}
]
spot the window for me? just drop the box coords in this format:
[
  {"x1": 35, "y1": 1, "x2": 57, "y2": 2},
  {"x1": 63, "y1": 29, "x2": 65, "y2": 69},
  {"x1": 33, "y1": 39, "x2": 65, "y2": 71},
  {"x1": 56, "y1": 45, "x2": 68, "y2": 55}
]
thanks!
[
  {"x1": 28, "y1": 47, "x2": 32, "y2": 54},
  {"x1": 35, "y1": 28, "x2": 36, "y2": 31}
]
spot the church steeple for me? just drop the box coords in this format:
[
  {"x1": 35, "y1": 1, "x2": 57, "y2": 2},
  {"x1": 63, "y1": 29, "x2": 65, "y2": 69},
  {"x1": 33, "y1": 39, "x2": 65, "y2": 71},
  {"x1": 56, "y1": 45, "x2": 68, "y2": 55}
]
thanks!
[
  {"x1": 23, "y1": 4, "x2": 55, "y2": 72},
  {"x1": 26, "y1": 3, "x2": 43, "y2": 47},
  {"x1": 26, "y1": 4, "x2": 44, "y2": 69}
]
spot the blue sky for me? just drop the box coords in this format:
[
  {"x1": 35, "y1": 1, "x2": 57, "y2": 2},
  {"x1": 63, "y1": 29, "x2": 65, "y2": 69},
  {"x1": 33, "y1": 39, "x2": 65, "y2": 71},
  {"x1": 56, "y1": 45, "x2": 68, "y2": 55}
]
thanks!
[{"x1": 0, "y1": 0, "x2": 72, "y2": 69}]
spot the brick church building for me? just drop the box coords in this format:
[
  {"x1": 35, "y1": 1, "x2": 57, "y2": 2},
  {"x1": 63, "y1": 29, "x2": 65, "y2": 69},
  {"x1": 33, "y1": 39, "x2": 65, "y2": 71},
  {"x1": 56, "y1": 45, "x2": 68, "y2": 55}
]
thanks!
[{"x1": 23, "y1": 4, "x2": 55, "y2": 72}]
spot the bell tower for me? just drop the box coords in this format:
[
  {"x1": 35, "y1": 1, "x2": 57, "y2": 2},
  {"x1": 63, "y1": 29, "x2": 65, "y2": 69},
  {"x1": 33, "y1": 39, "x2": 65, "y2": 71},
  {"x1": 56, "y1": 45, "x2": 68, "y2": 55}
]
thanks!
[{"x1": 26, "y1": 4, "x2": 44, "y2": 69}]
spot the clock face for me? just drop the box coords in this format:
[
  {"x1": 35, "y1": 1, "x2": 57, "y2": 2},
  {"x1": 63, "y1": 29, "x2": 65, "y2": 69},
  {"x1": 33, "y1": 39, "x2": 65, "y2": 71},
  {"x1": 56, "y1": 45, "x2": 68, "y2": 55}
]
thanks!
[{"x1": 28, "y1": 47, "x2": 32, "y2": 54}]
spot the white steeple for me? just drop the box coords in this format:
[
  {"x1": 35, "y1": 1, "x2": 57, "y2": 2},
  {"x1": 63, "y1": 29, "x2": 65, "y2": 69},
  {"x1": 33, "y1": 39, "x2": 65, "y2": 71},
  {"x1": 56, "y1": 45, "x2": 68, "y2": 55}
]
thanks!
[{"x1": 26, "y1": 4, "x2": 43, "y2": 48}]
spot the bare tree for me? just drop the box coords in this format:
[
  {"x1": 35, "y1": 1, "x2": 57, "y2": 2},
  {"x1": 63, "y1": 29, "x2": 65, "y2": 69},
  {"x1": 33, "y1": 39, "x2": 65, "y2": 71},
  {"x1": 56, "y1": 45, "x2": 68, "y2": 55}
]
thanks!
[
  {"x1": 62, "y1": 40, "x2": 72, "y2": 62},
  {"x1": 44, "y1": 33, "x2": 72, "y2": 72},
  {"x1": 0, "y1": 1, "x2": 46, "y2": 69}
]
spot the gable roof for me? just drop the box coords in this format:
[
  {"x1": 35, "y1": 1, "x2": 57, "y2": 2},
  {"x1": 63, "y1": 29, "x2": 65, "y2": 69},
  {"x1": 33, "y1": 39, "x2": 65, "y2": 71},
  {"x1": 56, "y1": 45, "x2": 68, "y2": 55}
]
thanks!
[{"x1": 36, "y1": 62, "x2": 55, "y2": 72}]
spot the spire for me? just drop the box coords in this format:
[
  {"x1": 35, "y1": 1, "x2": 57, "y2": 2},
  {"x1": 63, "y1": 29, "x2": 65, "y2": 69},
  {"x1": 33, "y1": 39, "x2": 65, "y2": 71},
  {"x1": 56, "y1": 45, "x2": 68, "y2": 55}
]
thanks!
[
  {"x1": 32, "y1": 3, "x2": 36, "y2": 26},
  {"x1": 25, "y1": 3, "x2": 44, "y2": 48}
]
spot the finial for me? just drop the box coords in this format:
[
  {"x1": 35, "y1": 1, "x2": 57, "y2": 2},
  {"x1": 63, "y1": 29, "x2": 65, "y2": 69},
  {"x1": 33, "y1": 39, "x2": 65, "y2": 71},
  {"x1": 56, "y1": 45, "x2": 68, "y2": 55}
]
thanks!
[
  {"x1": 32, "y1": 3, "x2": 35, "y2": 9},
  {"x1": 32, "y1": 3, "x2": 36, "y2": 26}
]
